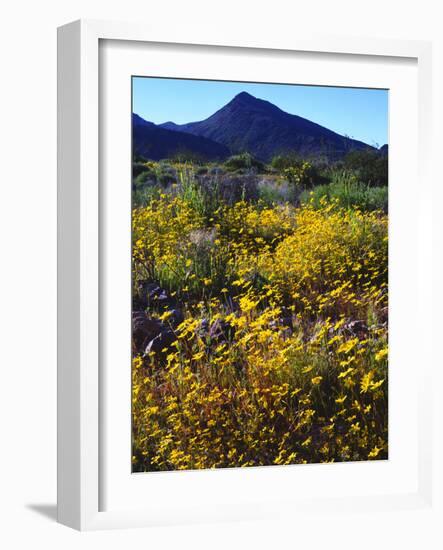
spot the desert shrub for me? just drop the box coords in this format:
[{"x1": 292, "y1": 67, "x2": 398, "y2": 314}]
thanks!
[
  {"x1": 181, "y1": 168, "x2": 261, "y2": 214},
  {"x1": 178, "y1": 166, "x2": 222, "y2": 221},
  {"x1": 224, "y1": 152, "x2": 265, "y2": 173},
  {"x1": 133, "y1": 162, "x2": 147, "y2": 178},
  {"x1": 270, "y1": 155, "x2": 321, "y2": 188},
  {"x1": 216, "y1": 174, "x2": 260, "y2": 204},
  {"x1": 133, "y1": 160, "x2": 157, "y2": 175},
  {"x1": 270, "y1": 153, "x2": 302, "y2": 171},
  {"x1": 157, "y1": 173, "x2": 175, "y2": 187},
  {"x1": 195, "y1": 166, "x2": 209, "y2": 175},
  {"x1": 344, "y1": 149, "x2": 388, "y2": 186},
  {"x1": 134, "y1": 168, "x2": 157, "y2": 188},
  {"x1": 132, "y1": 185, "x2": 163, "y2": 207},
  {"x1": 209, "y1": 166, "x2": 225, "y2": 176},
  {"x1": 133, "y1": 161, "x2": 156, "y2": 178},
  {"x1": 257, "y1": 178, "x2": 295, "y2": 205},
  {"x1": 171, "y1": 150, "x2": 206, "y2": 164},
  {"x1": 283, "y1": 160, "x2": 319, "y2": 188},
  {"x1": 153, "y1": 162, "x2": 176, "y2": 187},
  {"x1": 300, "y1": 170, "x2": 388, "y2": 212}
]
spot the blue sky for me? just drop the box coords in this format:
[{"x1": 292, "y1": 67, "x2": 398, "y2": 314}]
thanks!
[{"x1": 132, "y1": 77, "x2": 388, "y2": 147}]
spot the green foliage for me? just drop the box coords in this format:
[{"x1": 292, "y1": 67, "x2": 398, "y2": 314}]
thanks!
[
  {"x1": 155, "y1": 162, "x2": 177, "y2": 187},
  {"x1": 133, "y1": 162, "x2": 151, "y2": 178},
  {"x1": 224, "y1": 152, "x2": 265, "y2": 173},
  {"x1": 344, "y1": 149, "x2": 388, "y2": 186},
  {"x1": 300, "y1": 170, "x2": 388, "y2": 212},
  {"x1": 133, "y1": 160, "x2": 177, "y2": 189},
  {"x1": 132, "y1": 185, "x2": 163, "y2": 207},
  {"x1": 134, "y1": 169, "x2": 156, "y2": 188},
  {"x1": 133, "y1": 164, "x2": 159, "y2": 207},
  {"x1": 271, "y1": 155, "x2": 321, "y2": 189},
  {"x1": 257, "y1": 179, "x2": 295, "y2": 206},
  {"x1": 178, "y1": 166, "x2": 221, "y2": 221},
  {"x1": 196, "y1": 166, "x2": 209, "y2": 175},
  {"x1": 171, "y1": 150, "x2": 206, "y2": 164},
  {"x1": 270, "y1": 153, "x2": 302, "y2": 171},
  {"x1": 284, "y1": 160, "x2": 318, "y2": 188}
]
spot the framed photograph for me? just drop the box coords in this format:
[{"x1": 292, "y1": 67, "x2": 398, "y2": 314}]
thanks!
[{"x1": 57, "y1": 19, "x2": 433, "y2": 530}]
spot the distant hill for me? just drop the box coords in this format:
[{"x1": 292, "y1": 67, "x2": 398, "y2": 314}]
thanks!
[
  {"x1": 379, "y1": 144, "x2": 389, "y2": 156},
  {"x1": 159, "y1": 92, "x2": 374, "y2": 162},
  {"x1": 132, "y1": 114, "x2": 229, "y2": 161}
]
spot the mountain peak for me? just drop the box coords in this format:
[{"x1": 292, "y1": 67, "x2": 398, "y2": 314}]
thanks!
[
  {"x1": 234, "y1": 91, "x2": 256, "y2": 100},
  {"x1": 227, "y1": 92, "x2": 282, "y2": 115},
  {"x1": 231, "y1": 91, "x2": 259, "y2": 105}
]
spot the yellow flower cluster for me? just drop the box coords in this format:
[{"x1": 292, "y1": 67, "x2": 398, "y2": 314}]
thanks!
[
  {"x1": 260, "y1": 200, "x2": 388, "y2": 318},
  {"x1": 132, "y1": 194, "x2": 388, "y2": 471}
]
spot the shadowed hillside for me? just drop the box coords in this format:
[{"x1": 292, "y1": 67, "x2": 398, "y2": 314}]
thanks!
[{"x1": 133, "y1": 114, "x2": 230, "y2": 161}]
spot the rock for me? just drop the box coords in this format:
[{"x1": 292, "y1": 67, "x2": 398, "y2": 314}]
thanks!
[
  {"x1": 137, "y1": 281, "x2": 176, "y2": 308},
  {"x1": 344, "y1": 320, "x2": 368, "y2": 337},
  {"x1": 147, "y1": 284, "x2": 169, "y2": 303},
  {"x1": 132, "y1": 311, "x2": 164, "y2": 351},
  {"x1": 167, "y1": 308, "x2": 184, "y2": 327},
  {"x1": 144, "y1": 329, "x2": 177, "y2": 356}
]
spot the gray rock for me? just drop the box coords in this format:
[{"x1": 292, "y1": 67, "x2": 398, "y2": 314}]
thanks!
[
  {"x1": 344, "y1": 320, "x2": 368, "y2": 337},
  {"x1": 144, "y1": 329, "x2": 177, "y2": 357},
  {"x1": 132, "y1": 311, "x2": 164, "y2": 351},
  {"x1": 167, "y1": 308, "x2": 184, "y2": 327},
  {"x1": 138, "y1": 282, "x2": 176, "y2": 308}
]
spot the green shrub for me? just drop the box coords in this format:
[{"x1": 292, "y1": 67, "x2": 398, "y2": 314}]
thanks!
[
  {"x1": 178, "y1": 166, "x2": 221, "y2": 221},
  {"x1": 157, "y1": 172, "x2": 176, "y2": 187},
  {"x1": 344, "y1": 149, "x2": 388, "y2": 186},
  {"x1": 155, "y1": 162, "x2": 177, "y2": 187},
  {"x1": 171, "y1": 150, "x2": 206, "y2": 164},
  {"x1": 224, "y1": 152, "x2": 265, "y2": 173},
  {"x1": 283, "y1": 161, "x2": 318, "y2": 188},
  {"x1": 300, "y1": 172, "x2": 388, "y2": 213},
  {"x1": 271, "y1": 155, "x2": 321, "y2": 188},
  {"x1": 134, "y1": 169, "x2": 157, "y2": 189},
  {"x1": 133, "y1": 162, "x2": 150, "y2": 178},
  {"x1": 196, "y1": 166, "x2": 209, "y2": 175},
  {"x1": 270, "y1": 153, "x2": 302, "y2": 171},
  {"x1": 257, "y1": 178, "x2": 295, "y2": 205},
  {"x1": 132, "y1": 185, "x2": 163, "y2": 207}
]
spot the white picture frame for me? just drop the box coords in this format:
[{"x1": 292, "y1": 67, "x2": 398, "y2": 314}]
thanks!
[{"x1": 57, "y1": 19, "x2": 434, "y2": 531}]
